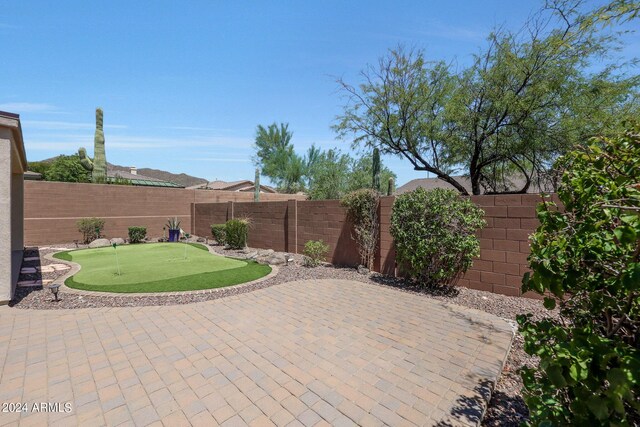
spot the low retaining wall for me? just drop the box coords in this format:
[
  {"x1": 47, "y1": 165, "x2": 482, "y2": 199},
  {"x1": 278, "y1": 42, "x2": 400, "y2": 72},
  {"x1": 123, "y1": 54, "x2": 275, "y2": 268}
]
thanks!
[
  {"x1": 24, "y1": 181, "x2": 304, "y2": 245},
  {"x1": 194, "y1": 194, "x2": 551, "y2": 297}
]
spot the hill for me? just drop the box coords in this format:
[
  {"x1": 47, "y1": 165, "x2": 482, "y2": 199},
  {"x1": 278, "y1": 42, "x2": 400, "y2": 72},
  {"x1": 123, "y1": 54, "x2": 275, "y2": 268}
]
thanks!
[
  {"x1": 106, "y1": 164, "x2": 208, "y2": 187},
  {"x1": 32, "y1": 156, "x2": 208, "y2": 188}
]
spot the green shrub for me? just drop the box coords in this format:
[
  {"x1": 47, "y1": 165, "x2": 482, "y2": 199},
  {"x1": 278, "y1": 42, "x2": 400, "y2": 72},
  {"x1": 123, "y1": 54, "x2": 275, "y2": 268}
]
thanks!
[
  {"x1": 77, "y1": 217, "x2": 105, "y2": 243},
  {"x1": 340, "y1": 188, "x2": 379, "y2": 269},
  {"x1": 303, "y1": 240, "x2": 330, "y2": 267},
  {"x1": 225, "y1": 218, "x2": 249, "y2": 249},
  {"x1": 390, "y1": 188, "x2": 485, "y2": 286},
  {"x1": 210, "y1": 224, "x2": 226, "y2": 245},
  {"x1": 518, "y1": 125, "x2": 640, "y2": 426},
  {"x1": 128, "y1": 226, "x2": 147, "y2": 243}
]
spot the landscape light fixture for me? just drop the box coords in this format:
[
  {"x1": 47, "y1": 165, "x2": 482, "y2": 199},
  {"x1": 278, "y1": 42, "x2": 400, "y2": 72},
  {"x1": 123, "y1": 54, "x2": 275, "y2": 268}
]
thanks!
[{"x1": 48, "y1": 284, "x2": 61, "y2": 302}]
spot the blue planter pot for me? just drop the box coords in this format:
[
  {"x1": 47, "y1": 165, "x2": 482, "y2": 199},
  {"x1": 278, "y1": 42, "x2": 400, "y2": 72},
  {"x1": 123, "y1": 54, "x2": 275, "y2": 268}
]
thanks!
[{"x1": 168, "y1": 229, "x2": 180, "y2": 242}]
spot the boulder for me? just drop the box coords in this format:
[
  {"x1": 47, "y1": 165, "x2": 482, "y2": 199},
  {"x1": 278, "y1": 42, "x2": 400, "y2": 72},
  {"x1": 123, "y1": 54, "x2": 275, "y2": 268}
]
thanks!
[
  {"x1": 110, "y1": 238, "x2": 125, "y2": 246},
  {"x1": 257, "y1": 253, "x2": 287, "y2": 266},
  {"x1": 196, "y1": 237, "x2": 205, "y2": 243},
  {"x1": 245, "y1": 251, "x2": 259, "y2": 260},
  {"x1": 257, "y1": 249, "x2": 275, "y2": 256},
  {"x1": 89, "y1": 238, "x2": 111, "y2": 248}
]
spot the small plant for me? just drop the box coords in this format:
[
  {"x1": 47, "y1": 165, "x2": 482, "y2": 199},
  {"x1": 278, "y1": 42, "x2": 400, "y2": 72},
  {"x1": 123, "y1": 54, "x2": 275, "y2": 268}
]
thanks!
[
  {"x1": 225, "y1": 218, "x2": 250, "y2": 249},
  {"x1": 390, "y1": 188, "x2": 485, "y2": 287},
  {"x1": 166, "y1": 217, "x2": 181, "y2": 230},
  {"x1": 341, "y1": 189, "x2": 379, "y2": 269},
  {"x1": 518, "y1": 124, "x2": 640, "y2": 426},
  {"x1": 128, "y1": 226, "x2": 147, "y2": 243},
  {"x1": 76, "y1": 217, "x2": 105, "y2": 244},
  {"x1": 210, "y1": 224, "x2": 226, "y2": 245},
  {"x1": 303, "y1": 240, "x2": 330, "y2": 267}
]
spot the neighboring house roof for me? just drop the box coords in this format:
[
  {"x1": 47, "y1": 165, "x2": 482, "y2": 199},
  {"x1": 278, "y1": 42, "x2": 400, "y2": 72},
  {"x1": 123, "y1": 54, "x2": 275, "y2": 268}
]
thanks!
[
  {"x1": 24, "y1": 171, "x2": 43, "y2": 180},
  {"x1": 396, "y1": 175, "x2": 554, "y2": 195},
  {"x1": 107, "y1": 170, "x2": 183, "y2": 188},
  {"x1": 188, "y1": 179, "x2": 277, "y2": 193}
]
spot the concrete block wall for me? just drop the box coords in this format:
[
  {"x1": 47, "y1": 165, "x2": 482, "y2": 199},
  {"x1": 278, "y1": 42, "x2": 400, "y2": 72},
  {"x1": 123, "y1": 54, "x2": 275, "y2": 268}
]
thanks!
[
  {"x1": 24, "y1": 181, "x2": 304, "y2": 245},
  {"x1": 193, "y1": 194, "x2": 550, "y2": 297}
]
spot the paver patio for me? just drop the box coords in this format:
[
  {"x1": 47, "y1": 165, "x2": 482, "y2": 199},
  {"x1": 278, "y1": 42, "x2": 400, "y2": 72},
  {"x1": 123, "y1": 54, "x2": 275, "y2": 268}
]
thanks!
[{"x1": 0, "y1": 279, "x2": 514, "y2": 426}]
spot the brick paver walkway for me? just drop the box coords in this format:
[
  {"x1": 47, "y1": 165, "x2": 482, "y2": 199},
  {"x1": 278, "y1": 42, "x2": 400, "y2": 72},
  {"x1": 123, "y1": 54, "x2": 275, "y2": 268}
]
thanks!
[{"x1": 0, "y1": 280, "x2": 514, "y2": 426}]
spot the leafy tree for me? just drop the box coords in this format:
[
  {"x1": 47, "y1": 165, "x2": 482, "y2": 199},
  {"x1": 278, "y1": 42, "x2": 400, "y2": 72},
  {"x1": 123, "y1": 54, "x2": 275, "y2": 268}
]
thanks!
[
  {"x1": 346, "y1": 153, "x2": 396, "y2": 194},
  {"x1": 27, "y1": 160, "x2": 50, "y2": 176},
  {"x1": 306, "y1": 149, "x2": 351, "y2": 200},
  {"x1": 518, "y1": 124, "x2": 640, "y2": 425},
  {"x1": 253, "y1": 122, "x2": 305, "y2": 193},
  {"x1": 43, "y1": 155, "x2": 90, "y2": 183},
  {"x1": 334, "y1": 2, "x2": 639, "y2": 195}
]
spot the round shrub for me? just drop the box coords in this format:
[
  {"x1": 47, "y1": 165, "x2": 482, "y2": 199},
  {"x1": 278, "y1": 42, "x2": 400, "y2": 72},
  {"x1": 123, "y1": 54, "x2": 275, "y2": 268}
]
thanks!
[
  {"x1": 210, "y1": 224, "x2": 226, "y2": 245},
  {"x1": 390, "y1": 188, "x2": 485, "y2": 286},
  {"x1": 127, "y1": 226, "x2": 147, "y2": 243},
  {"x1": 77, "y1": 217, "x2": 106, "y2": 244},
  {"x1": 225, "y1": 219, "x2": 249, "y2": 249},
  {"x1": 518, "y1": 125, "x2": 640, "y2": 425},
  {"x1": 303, "y1": 240, "x2": 330, "y2": 267}
]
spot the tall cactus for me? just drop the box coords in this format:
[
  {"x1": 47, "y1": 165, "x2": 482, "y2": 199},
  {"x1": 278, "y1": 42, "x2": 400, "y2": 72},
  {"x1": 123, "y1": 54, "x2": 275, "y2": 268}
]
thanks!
[
  {"x1": 254, "y1": 168, "x2": 260, "y2": 202},
  {"x1": 387, "y1": 176, "x2": 395, "y2": 196},
  {"x1": 78, "y1": 108, "x2": 107, "y2": 183},
  {"x1": 372, "y1": 147, "x2": 381, "y2": 192}
]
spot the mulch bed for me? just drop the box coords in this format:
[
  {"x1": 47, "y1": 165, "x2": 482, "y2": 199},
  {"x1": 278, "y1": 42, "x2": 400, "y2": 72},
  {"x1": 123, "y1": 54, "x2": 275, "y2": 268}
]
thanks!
[{"x1": 10, "y1": 242, "x2": 558, "y2": 426}]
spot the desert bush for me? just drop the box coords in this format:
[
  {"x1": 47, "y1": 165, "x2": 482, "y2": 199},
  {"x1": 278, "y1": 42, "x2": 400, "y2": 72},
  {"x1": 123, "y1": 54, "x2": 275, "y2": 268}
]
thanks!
[
  {"x1": 210, "y1": 224, "x2": 226, "y2": 245},
  {"x1": 303, "y1": 240, "x2": 330, "y2": 267},
  {"x1": 518, "y1": 125, "x2": 640, "y2": 426},
  {"x1": 225, "y1": 218, "x2": 249, "y2": 249},
  {"x1": 340, "y1": 188, "x2": 379, "y2": 269},
  {"x1": 128, "y1": 226, "x2": 146, "y2": 243},
  {"x1": 77, "y1": 217, "x2": 105, "y2": 243},
  {"x1": 390, "y1": 188, "x2": 485, "y2": 286}
]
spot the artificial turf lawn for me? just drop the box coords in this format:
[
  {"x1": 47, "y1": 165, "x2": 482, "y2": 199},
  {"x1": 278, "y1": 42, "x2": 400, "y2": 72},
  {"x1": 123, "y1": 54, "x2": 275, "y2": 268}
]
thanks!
[{"x1": 53, "y1": 243, "x2": 271, "y2": 293}]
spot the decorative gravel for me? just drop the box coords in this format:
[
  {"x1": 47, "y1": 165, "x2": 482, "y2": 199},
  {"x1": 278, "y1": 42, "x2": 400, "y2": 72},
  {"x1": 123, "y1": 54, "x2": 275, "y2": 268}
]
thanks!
[{"x1": 10, "y1": 242, "x2": 557, "y2": 426}]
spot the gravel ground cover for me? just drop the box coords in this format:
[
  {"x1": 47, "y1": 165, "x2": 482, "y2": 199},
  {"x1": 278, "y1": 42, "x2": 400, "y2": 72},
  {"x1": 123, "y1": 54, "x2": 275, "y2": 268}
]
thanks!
[{"x1": 10, "y1": 241, "x2": 557, "y2": 426}]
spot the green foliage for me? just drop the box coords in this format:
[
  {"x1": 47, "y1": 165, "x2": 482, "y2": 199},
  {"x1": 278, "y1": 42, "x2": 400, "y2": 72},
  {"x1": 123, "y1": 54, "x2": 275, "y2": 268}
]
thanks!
[
  {"x1": 210, "y1": 224, "x2": 227, "y2": 245},
  {"x1": 303, "y1": 240, "x2": 330, "y2": 267},
  {"x1": 225, "y1": 219, "x2": 249, "y2": 249},
  {"x1": 341, "y1": 189, "x2": 380, "y2": 269},
  {"x1": 76, "y1": 217, "x2": 105, "y2": 243},
  {"x1": 390, "y1": 188, "x2": 485, "y2": 286},
  {"x1": 253, "y1": 122, "x2": 305, "y2": 193},
  {"x1": 27, "y1": 160, "x2": 50, "y2": 176},
  {"x1": 307, "y1": 149, "x2": 351, "y2": 200},
  {"x1": 43, "y1": 154, "x2": 90, "y2": 183},
  {"x1": 79, "y1": 108, "x2": 107, "y2": 184},
  {"x1": 127, "y1": 226, "x2": 147, "y2": 243},
  {"x1": 345, "y1": 152, "x2": 396, "y2": 195},
  {"x1": 518, "y1": 124, "x2": 640, "y2": 426},
  {"x1": 166, "y1": 217, "x2": 181, "y2": 230},
  {"x1": 334, "y1": 2, "x2": 639, "y2": 195},
  {"x1": 110, "y1": 174, "x2": 132, "y2": 185}
]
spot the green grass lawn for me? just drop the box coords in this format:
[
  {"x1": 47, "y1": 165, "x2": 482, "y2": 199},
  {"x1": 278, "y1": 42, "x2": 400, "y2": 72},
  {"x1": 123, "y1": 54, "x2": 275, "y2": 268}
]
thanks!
[{"x1": 53, "y1": 243, "x2": 271, "y2": 293}]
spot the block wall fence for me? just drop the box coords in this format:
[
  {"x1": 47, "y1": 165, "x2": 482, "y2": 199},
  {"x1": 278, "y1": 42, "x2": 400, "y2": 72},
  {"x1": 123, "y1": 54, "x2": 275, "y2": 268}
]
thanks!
[
  {"x1": 23, "y1": 181, "x2": 305, "y2": 245},
  {"x1": 194, "y1": 194, "x2": 554, "y2": 298}
]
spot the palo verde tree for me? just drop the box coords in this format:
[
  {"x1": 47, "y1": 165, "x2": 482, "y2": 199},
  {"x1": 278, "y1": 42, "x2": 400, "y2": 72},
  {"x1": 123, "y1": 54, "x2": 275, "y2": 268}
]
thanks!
[
  {"x1": 253, "y1": 122, "x2": 305, "y2": 193},
  {"x1": 334, "y1": 1, "x2": 639, "y2": 195}
]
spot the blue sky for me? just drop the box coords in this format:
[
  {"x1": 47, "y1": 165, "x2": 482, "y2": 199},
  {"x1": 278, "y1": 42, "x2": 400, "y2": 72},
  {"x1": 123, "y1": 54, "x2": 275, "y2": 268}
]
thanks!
[{"x1": 1, "y1": 1, "x2": 637, "y2": 187}]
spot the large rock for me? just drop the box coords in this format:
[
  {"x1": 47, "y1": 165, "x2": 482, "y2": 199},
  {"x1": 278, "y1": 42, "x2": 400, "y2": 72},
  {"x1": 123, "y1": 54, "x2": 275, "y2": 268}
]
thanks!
[
  {"x1": 89, "y1": 238, "x2": 111, "y2": 248},
  {"x1": 110, "y1": 238, "x2": 125, "y2": 246},
  {"x1": 256, "y1": 253, "x2": 287, "y2": 266}
]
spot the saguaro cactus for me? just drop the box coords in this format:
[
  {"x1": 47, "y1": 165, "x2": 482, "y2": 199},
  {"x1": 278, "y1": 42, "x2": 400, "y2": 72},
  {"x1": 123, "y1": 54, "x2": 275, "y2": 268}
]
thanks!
[
  {"x1": 254, "y1": 168, "x2": 260, "y2": 202},
  {"x1": 372, "y1": 147, "x2": 381, "y2": 192},
  {"x1": 387, "y1": 176, "x2": 395, "y2": 196},
  {"x1": 79, "y1": 108, "x2": 107, "y2": 183}
]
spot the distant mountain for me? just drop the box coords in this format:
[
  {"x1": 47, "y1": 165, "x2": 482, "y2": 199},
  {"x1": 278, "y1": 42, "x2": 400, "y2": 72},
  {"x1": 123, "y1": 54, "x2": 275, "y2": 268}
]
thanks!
[
  {"x1": 107, "y1": 163, "x2": 208, "y2": 188},
  {"x1": 32, "y1": 156, "x2": 208, "y2": 188}
]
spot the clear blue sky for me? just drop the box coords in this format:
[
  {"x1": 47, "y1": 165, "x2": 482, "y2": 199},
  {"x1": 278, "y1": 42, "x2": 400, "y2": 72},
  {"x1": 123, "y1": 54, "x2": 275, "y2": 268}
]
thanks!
[{"x1": 1, "y1": 1, "x2": 637, "y2": 187}]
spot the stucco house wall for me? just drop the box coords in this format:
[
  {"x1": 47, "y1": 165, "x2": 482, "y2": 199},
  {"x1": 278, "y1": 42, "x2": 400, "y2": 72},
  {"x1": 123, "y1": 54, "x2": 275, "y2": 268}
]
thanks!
[{"x1": 0, "y1": 112, "x2": 27, "y2": 303}]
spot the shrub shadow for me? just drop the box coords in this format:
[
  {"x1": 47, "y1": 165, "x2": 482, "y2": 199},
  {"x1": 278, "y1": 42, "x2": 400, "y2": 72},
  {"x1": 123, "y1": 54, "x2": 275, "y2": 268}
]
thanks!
[{"x1": 9, "y1": 247, "x2": 44, "y2": 306}]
